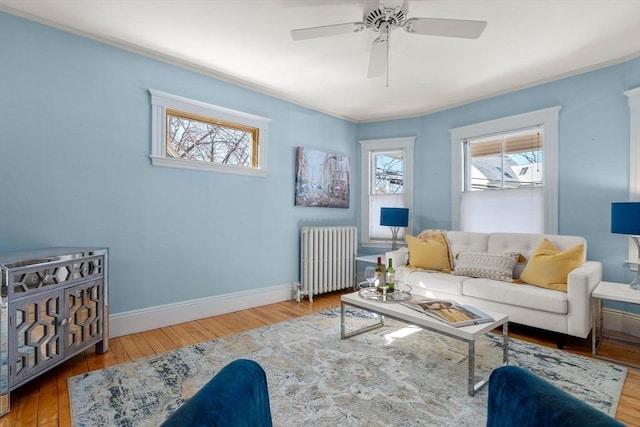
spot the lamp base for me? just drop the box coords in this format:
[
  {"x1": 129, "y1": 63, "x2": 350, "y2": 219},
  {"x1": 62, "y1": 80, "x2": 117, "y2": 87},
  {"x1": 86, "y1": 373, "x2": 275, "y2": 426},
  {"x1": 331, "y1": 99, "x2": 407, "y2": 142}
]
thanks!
[
  {"x1": 390, "y1": 227, "x2": 400, "y2": 251},
  {"x1": 630, "y1": 236, "x2": 640, "y2": 291}
]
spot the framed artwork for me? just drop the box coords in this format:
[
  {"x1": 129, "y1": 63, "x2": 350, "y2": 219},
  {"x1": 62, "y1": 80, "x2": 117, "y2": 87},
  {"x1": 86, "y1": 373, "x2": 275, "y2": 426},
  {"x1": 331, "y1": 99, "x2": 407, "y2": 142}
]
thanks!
[{"x1": 295, "y1": 147, "x2": 350, "y2": 208}]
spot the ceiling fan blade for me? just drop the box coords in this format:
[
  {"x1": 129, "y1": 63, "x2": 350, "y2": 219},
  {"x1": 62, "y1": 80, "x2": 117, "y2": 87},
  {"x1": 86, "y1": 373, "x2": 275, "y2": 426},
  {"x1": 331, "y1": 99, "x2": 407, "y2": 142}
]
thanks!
[
  {"x1": 367, "y1": 36, "x2": 387, "y2": 78},
  {"x1": 404, "y1": 17, "x2": 487, "y2": 39},
  {"x1": 291, "y1": 22, "x2": 366, "y2": 41}
]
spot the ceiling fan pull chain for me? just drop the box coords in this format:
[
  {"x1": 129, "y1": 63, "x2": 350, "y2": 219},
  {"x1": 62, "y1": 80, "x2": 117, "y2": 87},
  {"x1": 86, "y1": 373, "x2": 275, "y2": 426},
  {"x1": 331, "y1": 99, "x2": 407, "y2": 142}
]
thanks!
[{"x1": 386, "y1": 31, "x2": 390, "y2": 88}]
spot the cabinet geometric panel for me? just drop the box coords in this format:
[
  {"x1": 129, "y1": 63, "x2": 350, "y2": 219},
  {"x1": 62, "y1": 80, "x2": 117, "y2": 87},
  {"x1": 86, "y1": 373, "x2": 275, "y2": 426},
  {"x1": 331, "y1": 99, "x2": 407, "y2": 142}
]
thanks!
[
  {"x1": 0, "y1": 248, "x2": 108, "y2": 417},
  {"x1": 65, "y1": 280, "x2": 104, "y2": 354},
  {"x1": 11, "y1": 292, "x2": 63, "y2": 386}
]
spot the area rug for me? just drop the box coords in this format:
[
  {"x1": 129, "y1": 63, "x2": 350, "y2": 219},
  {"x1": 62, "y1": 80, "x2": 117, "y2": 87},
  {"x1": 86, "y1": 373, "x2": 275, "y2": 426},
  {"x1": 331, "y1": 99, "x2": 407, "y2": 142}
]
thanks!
[{"x1": 68, "y1": 308, "x2": 627, "y2": 426}]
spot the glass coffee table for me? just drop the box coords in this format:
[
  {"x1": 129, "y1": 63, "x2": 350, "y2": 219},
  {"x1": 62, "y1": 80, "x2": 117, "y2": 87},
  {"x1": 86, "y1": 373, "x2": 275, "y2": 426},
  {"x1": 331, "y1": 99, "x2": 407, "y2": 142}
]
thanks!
[{"x1": 340, "y1": 291, "x2": 509, "y2": 396}]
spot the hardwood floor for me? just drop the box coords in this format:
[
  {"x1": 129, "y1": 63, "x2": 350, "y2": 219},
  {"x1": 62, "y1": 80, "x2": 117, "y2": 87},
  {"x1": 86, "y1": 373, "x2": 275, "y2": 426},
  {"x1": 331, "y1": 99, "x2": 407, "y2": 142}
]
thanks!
[{"x1": 2, "y1": 291, "x2": 638, "y2": 426}]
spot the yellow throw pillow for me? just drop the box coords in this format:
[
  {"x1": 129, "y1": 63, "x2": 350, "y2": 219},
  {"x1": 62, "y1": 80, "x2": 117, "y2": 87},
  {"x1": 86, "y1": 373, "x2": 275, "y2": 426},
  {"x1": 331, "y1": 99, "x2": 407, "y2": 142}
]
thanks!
[
  {"x1": 405, "y1": 234, "x2": 451, "y2": 272},
  {"x1": 519, "y1": 238, "x2": 584, "y2": 292},
  {"x1": 416, "y1": 228, "x2": 447, "y2": 241}
]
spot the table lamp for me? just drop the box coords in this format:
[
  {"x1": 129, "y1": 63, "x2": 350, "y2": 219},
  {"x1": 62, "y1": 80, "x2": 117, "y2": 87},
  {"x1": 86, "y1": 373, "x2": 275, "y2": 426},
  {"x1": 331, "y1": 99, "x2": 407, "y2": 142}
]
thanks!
[
  {"x1": 380, "y1": 207, "x2": 409, "y2": 250},
  {"x1": 611, "y1": 202, "x2": 640, "y2": 290}
]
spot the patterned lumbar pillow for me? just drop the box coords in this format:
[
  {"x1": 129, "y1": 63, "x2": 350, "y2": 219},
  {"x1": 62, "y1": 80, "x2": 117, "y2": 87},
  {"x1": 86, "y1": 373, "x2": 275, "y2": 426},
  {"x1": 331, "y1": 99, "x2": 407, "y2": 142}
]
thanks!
[{"x1": 452, "y1": 252, "x2": 521, "y2": 282}]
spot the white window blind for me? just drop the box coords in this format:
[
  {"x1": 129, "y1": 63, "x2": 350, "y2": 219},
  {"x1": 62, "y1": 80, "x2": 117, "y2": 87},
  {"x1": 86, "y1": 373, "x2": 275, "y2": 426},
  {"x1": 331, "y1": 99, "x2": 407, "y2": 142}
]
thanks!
[
  {"x1": 461, "y1": 187, "x2": 544, "y2": 233},
  {"x1": 369, "y1": 194, "x2": 405, "y2": 239}
]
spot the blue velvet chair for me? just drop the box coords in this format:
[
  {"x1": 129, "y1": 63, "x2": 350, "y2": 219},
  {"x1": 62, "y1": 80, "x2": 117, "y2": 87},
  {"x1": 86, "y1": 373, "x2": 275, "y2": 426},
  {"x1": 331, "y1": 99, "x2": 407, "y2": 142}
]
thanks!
[
  {"x1": 160, "y1": 359, "x2": 273, "y2": 427},
  {"x1": 487, "y1": 365, "x2": 624, "y2": 427}
]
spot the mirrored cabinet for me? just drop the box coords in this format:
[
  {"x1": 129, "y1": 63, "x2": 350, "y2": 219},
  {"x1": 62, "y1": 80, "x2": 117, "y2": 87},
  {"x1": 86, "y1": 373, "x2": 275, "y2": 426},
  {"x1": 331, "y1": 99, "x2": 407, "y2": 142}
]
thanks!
[{"x1": 0, "y1": 247, "x2": 108, "y2": 416}]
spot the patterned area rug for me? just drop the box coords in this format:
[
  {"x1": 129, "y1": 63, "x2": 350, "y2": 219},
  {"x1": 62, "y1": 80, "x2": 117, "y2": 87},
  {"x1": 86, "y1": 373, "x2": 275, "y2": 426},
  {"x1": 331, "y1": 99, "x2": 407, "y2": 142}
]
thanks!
[{"x1": 68, "y1": 308, "x2": 627, "y2": 426}]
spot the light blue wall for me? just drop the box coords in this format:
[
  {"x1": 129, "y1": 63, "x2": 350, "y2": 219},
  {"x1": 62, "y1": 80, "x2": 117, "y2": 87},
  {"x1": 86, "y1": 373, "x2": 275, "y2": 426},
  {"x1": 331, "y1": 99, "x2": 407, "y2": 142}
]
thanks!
[
  {"x1": 359, "y1": 58, "x2": 640, "y2": 313},
  {"x1": 2, "y1": 11, "x2": 639, "y2": 316},
  {"x1": 0, "y1": 12, "x2": 359, "y2": 313}
]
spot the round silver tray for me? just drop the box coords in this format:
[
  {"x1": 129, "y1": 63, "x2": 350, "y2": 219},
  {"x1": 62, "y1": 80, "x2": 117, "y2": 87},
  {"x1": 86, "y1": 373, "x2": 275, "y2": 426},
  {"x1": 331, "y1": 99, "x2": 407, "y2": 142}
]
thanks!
[{"x1": 357, "y1": 283, "x2": 412, "y2": 302}]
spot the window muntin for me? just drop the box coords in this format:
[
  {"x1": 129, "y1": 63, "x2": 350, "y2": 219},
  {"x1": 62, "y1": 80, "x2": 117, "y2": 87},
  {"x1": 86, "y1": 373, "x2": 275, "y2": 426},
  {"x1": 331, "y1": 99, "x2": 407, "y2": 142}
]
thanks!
[{"x1": 166, "y1": 110, "x2": 258, "y2": 168}]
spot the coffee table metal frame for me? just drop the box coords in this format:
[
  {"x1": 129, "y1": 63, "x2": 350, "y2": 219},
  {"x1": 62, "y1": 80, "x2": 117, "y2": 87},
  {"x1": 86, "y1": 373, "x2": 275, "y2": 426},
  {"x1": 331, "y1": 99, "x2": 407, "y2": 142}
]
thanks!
[{"x1": 340, "y1": 292, "x2": 509, "y2": 396}]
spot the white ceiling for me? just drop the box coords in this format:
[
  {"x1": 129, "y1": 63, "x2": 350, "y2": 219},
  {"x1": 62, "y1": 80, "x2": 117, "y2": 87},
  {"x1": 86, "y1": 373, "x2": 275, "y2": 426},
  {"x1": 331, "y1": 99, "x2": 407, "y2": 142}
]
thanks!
[{"x1": 2, "y1": 0, "x2": 640, "y2": 122}]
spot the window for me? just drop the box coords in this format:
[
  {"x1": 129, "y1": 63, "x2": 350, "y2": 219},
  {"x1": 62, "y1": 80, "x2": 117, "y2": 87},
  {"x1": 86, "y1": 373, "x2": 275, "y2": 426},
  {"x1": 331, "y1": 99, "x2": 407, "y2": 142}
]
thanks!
[
  {"x1": 359, "y1": 137, "x2": 414, "y2": 246},
  {"x1": 150, "y1": 90, "x2": 270, "y2": 176},
  {"x1": 465, "y1": 128, "x2": 543, "y2": 190},
  {"x1": 451, "y1": 107, "x2": 560, "y2": 234},
  {"x1": 625, "y1": 87, "x2": 640, "y2": 264},
  {"x1": 461, "y1": 127, "x2": 544, "y2": 233},
  {"x1": 166, "y1": 110, "x2": 258, "y2": 168}
]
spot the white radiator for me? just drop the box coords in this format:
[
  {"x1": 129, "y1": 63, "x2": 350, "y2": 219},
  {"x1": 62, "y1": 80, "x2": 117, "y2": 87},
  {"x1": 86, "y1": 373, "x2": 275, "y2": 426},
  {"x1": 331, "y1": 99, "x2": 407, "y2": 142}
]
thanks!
[{"x1": 298, "y1": 226, "x2": 357, "y2": 302}]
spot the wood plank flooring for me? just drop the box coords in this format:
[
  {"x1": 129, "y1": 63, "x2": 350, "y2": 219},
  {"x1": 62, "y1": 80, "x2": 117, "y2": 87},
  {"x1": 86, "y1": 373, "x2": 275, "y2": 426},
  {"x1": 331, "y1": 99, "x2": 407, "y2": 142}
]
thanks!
[{"x1": 2, "y1": 291, "x2": 638, "y2": 426}]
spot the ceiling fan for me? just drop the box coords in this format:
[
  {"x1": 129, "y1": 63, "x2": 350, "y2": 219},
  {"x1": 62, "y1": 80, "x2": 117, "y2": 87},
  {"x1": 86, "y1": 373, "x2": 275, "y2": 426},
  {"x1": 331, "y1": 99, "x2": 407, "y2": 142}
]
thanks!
[{"x1": 291, "y1": 0, "x2": 487, "y2": 79}]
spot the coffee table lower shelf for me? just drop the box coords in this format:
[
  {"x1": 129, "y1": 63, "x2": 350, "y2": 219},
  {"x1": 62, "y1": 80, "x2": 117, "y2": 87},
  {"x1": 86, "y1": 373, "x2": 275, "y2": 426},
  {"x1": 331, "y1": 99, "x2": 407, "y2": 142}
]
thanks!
[{"x1": 340, "y1": 292, "x2": 509, "y2": 397}]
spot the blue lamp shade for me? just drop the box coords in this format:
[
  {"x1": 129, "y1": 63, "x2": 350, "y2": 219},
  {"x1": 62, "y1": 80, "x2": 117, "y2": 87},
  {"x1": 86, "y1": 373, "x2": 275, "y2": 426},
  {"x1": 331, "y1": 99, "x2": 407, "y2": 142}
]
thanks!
[
  {"x1": 380, "y1": 207, "x2": 409, "y2": 227},
  {"x1": 611, "y1": 202, "x2": 640, "y2": 235}
]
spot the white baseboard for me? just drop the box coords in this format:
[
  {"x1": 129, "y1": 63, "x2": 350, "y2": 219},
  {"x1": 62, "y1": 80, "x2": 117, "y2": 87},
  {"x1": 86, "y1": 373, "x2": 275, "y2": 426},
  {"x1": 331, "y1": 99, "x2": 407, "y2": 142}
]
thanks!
[
  {"x1": 109, "y1": 283, "x2": 299, "y2": 338},
  {"x1": 603, "y1": 308, "x2": 640, "y2": 339},
  {"x1": 109, "y1": 287, "x2": 640, "y2": 340}
]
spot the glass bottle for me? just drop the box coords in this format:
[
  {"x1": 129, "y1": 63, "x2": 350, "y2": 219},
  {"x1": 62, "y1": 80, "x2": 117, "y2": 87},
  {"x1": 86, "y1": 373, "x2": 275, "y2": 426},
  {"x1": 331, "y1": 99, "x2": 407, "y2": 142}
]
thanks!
[
  {"x1": 375, "y1": 256, "x2": 384, "y2": 287},
  {"x1": 385, "y1": 258, "x2": 395, "y2": 293}
]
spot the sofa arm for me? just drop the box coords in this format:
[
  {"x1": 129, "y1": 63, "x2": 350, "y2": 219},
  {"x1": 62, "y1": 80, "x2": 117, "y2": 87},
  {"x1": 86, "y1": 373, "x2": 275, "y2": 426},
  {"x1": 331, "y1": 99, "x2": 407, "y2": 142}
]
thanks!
[
  {"x1": 566, "y1": 260, "x2": 602, "y2": 339},
  {"x1": 487, "y1": 365, "x2": 623, "y2": 427},
  {"x1": 385, "y1": 247, "x2": 408, "y2": 270}
]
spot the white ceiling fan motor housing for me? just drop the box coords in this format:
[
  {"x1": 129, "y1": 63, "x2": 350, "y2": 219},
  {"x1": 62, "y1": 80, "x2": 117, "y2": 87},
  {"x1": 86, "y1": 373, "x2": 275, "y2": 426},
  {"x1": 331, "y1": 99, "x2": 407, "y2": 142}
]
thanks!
[{"x1": 364, "y1": 0, "x2": 409, "y2": 31}]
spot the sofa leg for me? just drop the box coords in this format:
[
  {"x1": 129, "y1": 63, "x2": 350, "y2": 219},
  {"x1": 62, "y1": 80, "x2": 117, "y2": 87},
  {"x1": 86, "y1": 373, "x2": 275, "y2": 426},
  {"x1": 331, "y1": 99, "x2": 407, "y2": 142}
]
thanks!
[{"x1": 556, "y1": 333, "x2": 565, "y2": 349}]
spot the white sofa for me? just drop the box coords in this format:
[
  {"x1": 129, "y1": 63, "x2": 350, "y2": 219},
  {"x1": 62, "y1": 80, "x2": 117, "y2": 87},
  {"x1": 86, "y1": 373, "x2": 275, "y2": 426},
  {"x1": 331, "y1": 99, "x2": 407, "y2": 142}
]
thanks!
[{"x1": 386, "y1": 231, "x2": 602, "y2": 341}]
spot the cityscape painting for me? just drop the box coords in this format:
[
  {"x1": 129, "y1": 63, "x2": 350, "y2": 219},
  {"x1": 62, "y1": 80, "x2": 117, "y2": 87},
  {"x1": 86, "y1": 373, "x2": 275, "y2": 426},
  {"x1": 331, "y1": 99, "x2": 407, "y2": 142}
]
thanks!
[{"x1": 295, "y1": 147, "x2": 350, "y2": 208}]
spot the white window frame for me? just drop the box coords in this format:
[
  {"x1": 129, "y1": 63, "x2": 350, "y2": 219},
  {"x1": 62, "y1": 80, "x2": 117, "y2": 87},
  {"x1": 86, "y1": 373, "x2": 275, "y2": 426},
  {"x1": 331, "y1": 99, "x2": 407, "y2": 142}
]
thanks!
[
  {"x1": 625, "y1": 87, "x2": 640, "y2": 264},
  {"x1": 149, "y1": 89, "x2": 270, "y2": 177},
  {"x1": 359, "y1": 136, "x2": 415, "y2": 248},
  {"x1": 450, "y1": 106, "x2": 561, "y2": 234}
]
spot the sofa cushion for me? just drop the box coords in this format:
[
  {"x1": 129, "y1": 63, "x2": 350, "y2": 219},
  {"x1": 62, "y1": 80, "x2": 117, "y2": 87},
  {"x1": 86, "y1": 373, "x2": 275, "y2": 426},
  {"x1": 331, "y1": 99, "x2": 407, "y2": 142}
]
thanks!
[
  {"x1": 452, "y1": 252, "x2": 520, "y2": 282},
  {"x1": 405, "y1": 234, "x2": 451, "y2": 272},
  {"x1": 446, "y1": 231, "x2": 490, "y2": 268},
  {"x1": 520, "y1": 239, "x2": 584, "y2": 292},
  {"x1": 462, "y1": 277, "x2": 568, "y2": 314},
  {"x1": 405, "y1": 270, "x2": 466, "y2": 295}
]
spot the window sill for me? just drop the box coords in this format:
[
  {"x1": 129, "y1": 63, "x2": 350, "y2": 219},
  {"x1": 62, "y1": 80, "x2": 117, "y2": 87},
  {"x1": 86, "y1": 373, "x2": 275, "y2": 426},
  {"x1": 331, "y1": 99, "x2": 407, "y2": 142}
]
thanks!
[
  {"x1": 150, "y1": 155, "x2": 267, "y2": 177},
  {"x1": 360, "y1": 241, "x2": 407, "y2": 250}
]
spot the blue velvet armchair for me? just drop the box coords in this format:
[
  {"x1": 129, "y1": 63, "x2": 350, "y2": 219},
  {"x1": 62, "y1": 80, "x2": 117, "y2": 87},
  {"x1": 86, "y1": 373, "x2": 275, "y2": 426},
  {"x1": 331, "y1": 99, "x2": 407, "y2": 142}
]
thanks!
[
  {"x1": 487, "y1": 365, "x2": 624, "y2": 427},
  {"x1": 160, "y1": 359, "x2": 273, "y2": 427}
]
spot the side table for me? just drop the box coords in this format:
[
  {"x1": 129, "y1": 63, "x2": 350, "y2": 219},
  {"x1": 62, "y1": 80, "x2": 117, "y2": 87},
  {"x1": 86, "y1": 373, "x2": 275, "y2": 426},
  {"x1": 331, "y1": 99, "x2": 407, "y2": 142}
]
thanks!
[
  {"x1": 592, "y1": 281, "x2": 640, "y2": 368},
  {"x1": 355, "y1": 254, "x2": 385, "y2": 265}
]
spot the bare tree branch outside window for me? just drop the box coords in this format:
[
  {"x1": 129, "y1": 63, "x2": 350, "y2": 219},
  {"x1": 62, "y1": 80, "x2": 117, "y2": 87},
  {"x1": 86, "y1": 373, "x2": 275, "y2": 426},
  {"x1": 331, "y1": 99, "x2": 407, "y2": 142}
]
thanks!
[
  {"x1": 374, "y1": 152, "x2": 404, "y2": 194},
  {"x1": 166, "y1": 111, "x2": 258, "y2": 168}
]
